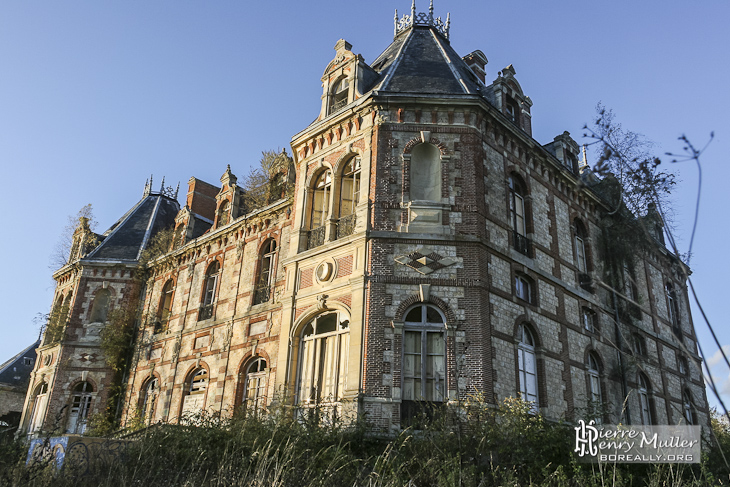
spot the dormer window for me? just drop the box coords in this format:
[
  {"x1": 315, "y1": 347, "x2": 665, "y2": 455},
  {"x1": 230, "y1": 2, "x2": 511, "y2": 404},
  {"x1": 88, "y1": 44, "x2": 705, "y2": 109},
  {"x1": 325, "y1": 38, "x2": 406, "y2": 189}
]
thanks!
[
  {"x1": 506, "y1": 96, "x2": 519, "y2": 125},
  {"x1": 329, "y1": 78, "x2": 349, "y2": 114}
]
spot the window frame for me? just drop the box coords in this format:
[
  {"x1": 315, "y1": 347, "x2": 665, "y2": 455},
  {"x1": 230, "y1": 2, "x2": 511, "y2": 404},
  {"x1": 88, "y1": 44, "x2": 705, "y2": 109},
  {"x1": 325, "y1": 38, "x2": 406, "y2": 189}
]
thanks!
[
  {"x1": 67, "y1": 381, "x2": 94, "y2": 435},
  {"x1": 329, "y1": 77, "x2": 349, "y2": 114},
  {"x1": 517, "y1": 324, "x2": 539, "y2": 411},
  {"x1": 253, "y1": 239, "x2": 277, "y2": 305},
  {"x1": 141, "y1": 377, "x2": 159, "y2": 424},
  {"x1": 296, "y1": 311, "x2": 350, "y2": 407},
  {"x1": 586, "y1": 352, "x2": 603, "y2": 423},
  {"x1": 156, "y1": 279, "x2": 174, "y2": 333},
  {"x1": 515, "y1": 274, "x2": 533, "y2": 304},
  {"x1": 402, "y1": 304, "x2": 447, "y2": 404},
  {"x1": 199, "y1": 261, "x2": 220, "y2": 321},
  {"x1": 638, "y1": 373, "x2": 652, "y2": 425},
  {"x1": 243, "y1": 357, "x2": 268, "y2": 413},
  {"x1": 682, "y1": 389, "x2": 695, "y2": 425}
]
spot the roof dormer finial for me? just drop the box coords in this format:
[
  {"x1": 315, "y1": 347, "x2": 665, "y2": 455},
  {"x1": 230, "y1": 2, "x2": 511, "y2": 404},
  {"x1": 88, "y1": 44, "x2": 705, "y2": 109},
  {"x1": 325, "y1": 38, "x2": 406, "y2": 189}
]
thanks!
[{"x1": 428, "y1": 0, "x2": 434, "y2": 23}]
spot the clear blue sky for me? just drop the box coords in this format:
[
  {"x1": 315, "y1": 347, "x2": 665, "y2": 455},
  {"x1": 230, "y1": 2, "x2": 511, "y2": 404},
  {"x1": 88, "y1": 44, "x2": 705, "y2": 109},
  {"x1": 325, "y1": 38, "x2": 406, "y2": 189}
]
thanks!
[{"x1": 1, "y1": 1, "x2": 728, "y2": 412}]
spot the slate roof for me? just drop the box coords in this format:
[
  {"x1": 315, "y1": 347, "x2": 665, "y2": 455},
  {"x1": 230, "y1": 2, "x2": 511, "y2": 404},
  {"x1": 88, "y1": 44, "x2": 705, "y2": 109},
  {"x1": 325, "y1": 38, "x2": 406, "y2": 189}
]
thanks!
[
  {"x1": 85, "y1": 193, "x2": 180, "y2": 262},
  {"x1": 0, "y1": 340, "x2": 40, "y2": 387},
  {"x1": 369, "y1": 25, "x2": 483, "y2": 96}
]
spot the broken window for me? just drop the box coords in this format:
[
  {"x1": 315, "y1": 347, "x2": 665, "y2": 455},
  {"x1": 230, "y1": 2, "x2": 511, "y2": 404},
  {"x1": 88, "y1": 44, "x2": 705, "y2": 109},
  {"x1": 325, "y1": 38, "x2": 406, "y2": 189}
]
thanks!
[
  {"x1": 28, "y1": 382, "x2": 49, "y2": 434},
  {"x1": 181, "y1": 368, "x2": 208, "y2": 419},
  {"x1": 156, "y1": 280, "x2": 174, "y2": 333},
  {"x1": 638, "y1": 373, "x2": 652, "y2": 425},
  {"x1": 199, "y1": 261, "x2": 219, "y2": 321},
  {"x1": 66, "y1": 381, "x2": 93, "y2": 435},
  {"x1": 329, "y1": 77, "x2": 349, "y2": 114},
  {"x1": 141, "y1": 377, "x2": 159, "y2": 424},
  {"x1": 253, "y1": 239, "x2": 277, "y2": 305},
  {"x1": 244, "y1": 357, "x2": 267, "y2": 413}
]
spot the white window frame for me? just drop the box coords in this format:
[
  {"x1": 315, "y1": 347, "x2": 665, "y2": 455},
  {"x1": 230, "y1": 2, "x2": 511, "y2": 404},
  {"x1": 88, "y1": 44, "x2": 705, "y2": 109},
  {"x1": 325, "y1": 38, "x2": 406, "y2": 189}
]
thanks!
[
  {"x1": 297, "y1": 311, "x2": 350, "y2": 407},
  {"x1": 517, "y1": 325, "x2": 538, "y2": 411},
  {"x1": 402, "y1": 304, "x2": 447, "y2": 403}
]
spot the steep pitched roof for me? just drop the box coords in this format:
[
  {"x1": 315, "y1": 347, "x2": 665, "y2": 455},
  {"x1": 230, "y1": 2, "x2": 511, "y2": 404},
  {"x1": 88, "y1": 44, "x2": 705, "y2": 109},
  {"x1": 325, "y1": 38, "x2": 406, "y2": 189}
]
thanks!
[
  {"x1": 369, "y1": 26, "x2": 482, "y2": 96},
  {"x1": 0, "y1": 340, "x2": 40, "y2": 386},
  {"x1": 85, "y1": 193, "x2": 180, "y2": 263}
]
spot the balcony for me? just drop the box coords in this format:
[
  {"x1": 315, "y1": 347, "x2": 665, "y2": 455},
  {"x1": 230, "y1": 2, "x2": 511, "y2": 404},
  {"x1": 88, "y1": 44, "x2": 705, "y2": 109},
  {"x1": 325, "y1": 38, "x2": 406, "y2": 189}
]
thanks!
[
  {"x1": 307, "y1": 226, "x2": 326, "y2": 250},
  {"x1": 513, "y1": 231, "x2": 532, "y2": 256},
  {"x1": 198, "y1": 304, "x2": 215, "y2": 321},
  {"x1": 336, "y1": 213, "x2": 356, "y2": 239},
  {"x1": 252, "y1": 284, "x2": 271, "y2": 306}
]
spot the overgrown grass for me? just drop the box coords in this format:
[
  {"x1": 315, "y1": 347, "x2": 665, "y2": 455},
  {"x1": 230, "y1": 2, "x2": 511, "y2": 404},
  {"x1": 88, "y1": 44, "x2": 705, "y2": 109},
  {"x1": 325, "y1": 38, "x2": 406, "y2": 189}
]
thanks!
[{"x1": 2, "y1": 399, "x2": 728, "y2": 486}]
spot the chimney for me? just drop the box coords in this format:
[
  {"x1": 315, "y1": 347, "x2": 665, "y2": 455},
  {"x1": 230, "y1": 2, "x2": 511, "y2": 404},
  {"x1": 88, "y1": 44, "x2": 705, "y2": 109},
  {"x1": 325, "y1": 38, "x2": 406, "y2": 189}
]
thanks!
[{"x1": 462, "y1": 50, "x2": 488, "y2": 83}]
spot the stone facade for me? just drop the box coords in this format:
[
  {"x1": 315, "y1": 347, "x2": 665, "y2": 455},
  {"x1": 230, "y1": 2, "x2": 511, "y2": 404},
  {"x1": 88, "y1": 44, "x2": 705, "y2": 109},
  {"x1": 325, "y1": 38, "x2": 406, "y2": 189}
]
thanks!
[{"x1": 20, "y1": 6, "x2": 708, "y2": 437}]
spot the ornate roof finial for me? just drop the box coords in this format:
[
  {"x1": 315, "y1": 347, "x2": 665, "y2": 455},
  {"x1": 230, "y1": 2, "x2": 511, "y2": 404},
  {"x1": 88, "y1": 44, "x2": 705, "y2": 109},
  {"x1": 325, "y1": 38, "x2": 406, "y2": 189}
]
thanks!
[
  {"x1": 174, "y1": 182, "x2": 180, "y2": 199},
  {"x1": 394, "y1": 9, "x2": 398, "y2": 36},
  {"x1": 394, "y1": 1, "x2": 451, "y2": 40},
  {"x1": 160, "y1": 176, "x2": 165, "y2": 193}
]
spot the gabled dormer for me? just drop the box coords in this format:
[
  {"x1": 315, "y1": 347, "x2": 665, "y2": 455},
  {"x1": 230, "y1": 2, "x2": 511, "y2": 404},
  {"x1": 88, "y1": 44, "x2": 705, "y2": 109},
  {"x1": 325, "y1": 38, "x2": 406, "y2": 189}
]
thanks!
[
  {"x1": 68, "y1": 217, "x2": 99, "y2": 263},
  {"x1": 543, "y1": 131, "x2": 580, "y2": 174},
  {"x1": 488, "y1": 65, "x2": 533, "y2": 136},
  {"x1": 318, "y1": 39, "x2": 378, "y2": 121},
  {"x1": 215, "y1": 165, "x2": 240, "y2": 228}
]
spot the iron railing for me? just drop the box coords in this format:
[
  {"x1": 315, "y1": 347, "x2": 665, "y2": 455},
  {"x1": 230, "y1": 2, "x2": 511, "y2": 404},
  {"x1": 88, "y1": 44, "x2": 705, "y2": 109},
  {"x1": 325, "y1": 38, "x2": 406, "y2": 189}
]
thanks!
[
  {"x1": 252, "y1": 284, "x2": 271, "y2": 305},
  {"x1": 307, "y1": 226, "x2": 326, "y2": 250},
  {"x1": 513, "y1": 231, "x2": 532, "y2": 256},
  {"x1": 336, "y1": 213, "x2": 356, "y2": 239},
  {"x1": 198, "y1": 304, "x2": 214, "y2": 321}
]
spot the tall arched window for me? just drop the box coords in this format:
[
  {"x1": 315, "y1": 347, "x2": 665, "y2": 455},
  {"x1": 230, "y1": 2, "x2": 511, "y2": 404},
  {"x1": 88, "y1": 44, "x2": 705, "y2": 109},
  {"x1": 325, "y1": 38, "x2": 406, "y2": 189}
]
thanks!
[
  {"x1": 337, "y1": 157, "x2": 360, "y2": 239},
  {"x1": 217, "y1": 200, "x2": 230, "y2": 227},
  {"x1": 517, "y1": 325, "x2": 539, "y2": 412},
  {"x1": 329, "y1": 78, "x2": 349, "y2": 114},
  {"x1": 666, "y1": 282, "x2": 680, "y2": 337},
  {"x1": 243, "y1": 357, "x2": 268, "y2": 413},
  {"x1": 402, "y1": 304, "x2": 446, "y2": 407},
  {"x1": 574, "y1": 219, "x2": 588, "y2": 274},
  {"x1": 141, "y1": 377, "x2": 159, "y2": 424},
  {"x1": 682, "y1": 389, "x2": 695, "y2": 425},
  {"x1": 297, "y1": 311, "x2": 349, "y2": 406},
  {"x1": 586, "y1": 352, "x2": 602, "y2": 423},
  {"x1": 638, "y1": 373, "x2": 652, "y2": 425},
  {"x1": 89, "y1": 289, "x2": 111, "y2": 323},
  {"x1": 181, "y1": 368, "x2": 208, "y2": 418},
  {"x1": 253, "y1": 240, "x2": 277, "y2": 305},
  {"x1": 66, "y1": 381, "x2": 93, "y2": 435},
  {"x1": 410, "y1": 143, "x2": 441, "y2": 202},
  {"x1": 156, "y1": 280, "x2": 174, "y2": 333},
  {"x1": 308, "y1": 170, "x2": 332, "y2": 249},
  {"x1": 28, "y1": 382, "x2": 49, "y2": 434},
  {"x1": 509, "y1": 175, "x2": 530, "y2": 255},
  {"x1": 517, "y1": 324, "x2": 538, "y2": 411},
  {"x1": 199, "y1": 261, "x2": 220, "y2": 321}
]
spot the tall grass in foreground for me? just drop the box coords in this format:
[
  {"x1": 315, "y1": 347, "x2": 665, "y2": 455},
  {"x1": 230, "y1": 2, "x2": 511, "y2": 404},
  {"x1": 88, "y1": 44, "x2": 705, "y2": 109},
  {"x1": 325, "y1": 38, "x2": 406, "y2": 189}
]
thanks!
[{"x1": 1, "y1": 398, "x2": 728, "y2": 486}]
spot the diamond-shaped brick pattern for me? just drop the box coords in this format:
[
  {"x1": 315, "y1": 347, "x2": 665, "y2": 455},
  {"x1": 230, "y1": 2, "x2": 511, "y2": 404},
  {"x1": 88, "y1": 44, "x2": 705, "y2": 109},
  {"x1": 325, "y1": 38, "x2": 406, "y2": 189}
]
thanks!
[{"x1": 395, "y1": 248, "x2": 454, "y2": 275}]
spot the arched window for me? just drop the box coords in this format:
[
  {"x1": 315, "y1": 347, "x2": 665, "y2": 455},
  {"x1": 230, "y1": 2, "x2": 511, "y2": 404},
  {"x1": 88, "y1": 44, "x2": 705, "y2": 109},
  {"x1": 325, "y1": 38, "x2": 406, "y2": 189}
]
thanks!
[
  {"x1": 329, "y1": 77, "x2": 349, "y2": 114},
  {"x1": 517, "y1": 324, "x2": 538, "y2": 410},
  {"x1": 156, "y1": 280, "x2": 174, "y2": 333},
  {"x1": 506, "y1": 95, "x2": 520, "y2": 126},
  {"x1": 638, "y1": 373, "x2": 652, "y2": 425},
  {"x1": 199, "y1": 261, "x2": 220, "y2": 321},
  {"x1": 253, "y1": 240, "x2": 277, "y2": 305},
  {"x1": 28, "y1": 382, "x2": 49, "y2": 434},
  {"x1": 89, "y1": 289, "x2": 111, "y2": 323},
  {"x1": 66, "y1": 381, "x2": 93, "y2": 435},
  {"x1": 509, "y1": 175, "x2": 530, "y2": 255},
  {"x1": 666, "y1": 282, "x2": 680, "y2": 336},
  {"x1": 308, "y1": 170, "x2": 332, "y2": 249},
  {"x1": 574, "y1": 220, "x2": 589, "y2": 274},
  {"x1": 682, "y1": 389, "x2": 695, "y2": 425},
  {"x1": 217, "y1": 200, "x2": 230, "y2": 227},
  {"x1": 586, "y1": 352, "x2": 602, "y2": 423},
  {"x1": 403, "y1": 304, "x2": 446, "y2": 404},
  {"x1": 297, "y1": 311, "x2": 350, "y2": 406},
  {"x1": 337, "y1": 157, "x2": 360, "y2": 239},
  {"x1": 141, "y1": 377, "x2": 159, "y2": 424},
  {"x1": 410, "y1": 143, "x2": 441, "y2": 202},
  {"x1": 181, "y1": 368, "x2": 208, "y2": 418},
  {"x1": 243, "y1": 357, "x2": 268, "y2": 413}
]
